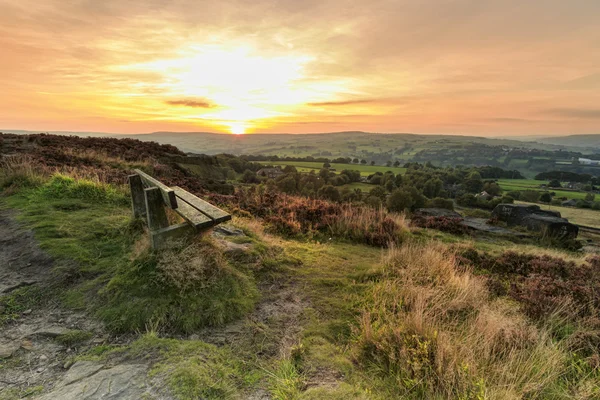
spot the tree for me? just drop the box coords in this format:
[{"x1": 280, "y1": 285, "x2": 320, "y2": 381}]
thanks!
[
  {"x1": 319, "y1": 168, "x2": 330, "y2": 182},
  {"x1": 547, "y1": 179, "x2": 561, "y2": 188},
  {"x1": 386, "y1": 161, "x2": 392, "y2": 167},
  {"x1": 482, "y1": 182, "x2": 501, "y2": 196},
  {"x1": 360, "y1": 159, "x2": 367, "y2": 165},
  {"x1": 540, "y1": 192, "x2": 552, "y2": 204},
  {"x1": 282, "y1": 165, "x2": 298, "y2": 174},
  {"x1": 387, "y1": 189, "x2": 414, "y2": 213},
  {"x1": 318, "y1": 185, "x2": 340, "y2": 202},
  {"x1": 393, "y1": 160, "x2": 400, "y2": 167},
  {"x1": 585, "y1": 192, "x2": 596, "y2": 202},
  {"x1": 463, "y1": 178, "x2": 484, "y2": 194},
  {"x1": 352, "y1": 158, "x2": 359, "y2": 164},
  {"x1": 241, "y1": 169, "x2": 258, "y2": 183},
  {"x1": 323, "y1": 162, "x2": 331, "y2": 168},
  {"x1": 276, "y1": 175, "x2": 297, "y2": 193},
  {"x1": 370, "y1": 161, "x2": 375, "y2": 166},
  {"x1": 423, "y1": 178, "x2": 443, "y2": 198},
  {"x1": 369, "y1": 186, "x2": 387, "y2": 200}
]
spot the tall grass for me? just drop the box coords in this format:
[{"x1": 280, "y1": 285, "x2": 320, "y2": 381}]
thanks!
[
  {"x1": 221, "y1": 186, "x2": 409, "y2": 246},
  {"x1": 354, "y1": 241, "x2": 569, "y2": 399},
  {"x1": 327, "y1": 205, "x2": 409, "y2": 246}
]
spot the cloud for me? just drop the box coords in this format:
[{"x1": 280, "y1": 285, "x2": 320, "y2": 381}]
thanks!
[
  {"x1": 165, "y1": 99, "x2": 215, "y2": 108},
  {"x1": 543, "y1": 108, "x2": 600, "y2": 119},
  {"x1": 306, "y1": 99, "x2": 376, "y2": 107}
]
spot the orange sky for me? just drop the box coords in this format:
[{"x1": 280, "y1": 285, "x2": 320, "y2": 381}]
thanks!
[{"x1": 1, "y1": 0, "x2": 599, "y2": 135}]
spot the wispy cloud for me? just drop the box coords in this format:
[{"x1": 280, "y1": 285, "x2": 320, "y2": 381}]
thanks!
[
  {"x1": 165, "y1": 99, "x2": 215, "y2": 108},
  {"x1": 307, "y1": 99, "x2": 376, "y2": 107},
  {"x1": 543, "y1": 108, "x2": 600, "y2": 119}
]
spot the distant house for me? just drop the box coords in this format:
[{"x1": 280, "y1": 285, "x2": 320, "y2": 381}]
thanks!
[
  {"x1": 476, "y1": 191, "x2": 493, "y2": 201},
  {"x1": 256, "y1": 168, "x2": 284, "y2": 179},
  {"x1": 578, "y1": 158, "x2": 600, "y2": 166}
]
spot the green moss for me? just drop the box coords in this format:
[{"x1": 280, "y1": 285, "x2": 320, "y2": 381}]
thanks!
[
  {"x1": 133, "y1": 333, "x2": 256, "y2": 400},
  {"x1": 0, "y1": 286, "x2": 44, "y2": 327},
  {"x1": 55, "y1": 330, "x2": 93, "y2": 347},
  {"x1": 0, "y1": 385, "x2": 44, "y2": 400}
]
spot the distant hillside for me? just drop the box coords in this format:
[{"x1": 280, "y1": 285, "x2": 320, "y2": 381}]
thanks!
[{"x1": 531, "y1": 134, "x2": 600, "y2": 149}]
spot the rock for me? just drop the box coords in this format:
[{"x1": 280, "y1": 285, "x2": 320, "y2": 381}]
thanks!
[
  {"x1": 213, "y1": 225, "x2": 245, "y2": 237},
  {"x1": 188, "y1": 334, "x2": 200, "y2": 341},
  {"x1": 0, "y1": 342, "x2": 19, "y2": 358},
  {"x1": 30, "y1": 326, "x2": 70, "y2": 338},
  {"x1": 36, "y1": 362, "x2": 149, "y2": 400},
  {"x1": 491, "y1": 204, "x2": 579, "y2": 240},
  {"x1": 23, "y1": 308, "x2": 32, "y2": 315},
  {"x1": 61, "y1": 361, "x2": 105, "y2": 386},
  {"x1": 21, "y1": 340, "x2": 34, "y2": 350},
  {"x1": 39, "y1": 354, "x2": 48, "y2": 362},
  {"x1": 413, "y1": 208, "x2": 463, "y2": 219},
  {"x1": 91, "y1": 337, "x2": 106, "y2": 345}
]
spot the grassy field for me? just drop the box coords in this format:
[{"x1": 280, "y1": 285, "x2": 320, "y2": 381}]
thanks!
[
  {"x1": 498, "y1": 179, "x2": 591, "y2": 200},
  {"x1": 258, "y1": 161, "x2": 406, "y2": 176}
]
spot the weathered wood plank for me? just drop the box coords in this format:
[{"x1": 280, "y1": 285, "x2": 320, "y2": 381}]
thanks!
[
  {"x1": 150, "y1": 223, "x2": 195, "y2": 249},
  {"x1": 172, "y1": 186, "x2": 231, "y2": 223},
  {"x1": 134, "y1": 169, "x2": 178, "y2": 209},
  {"x1": 174, "y1": 200, "x2": 214, "y2": 230},
  {"x1": 128, "y1": 174, "x2": 147, "y2": 218},
  {"x1": 144, "y1": 187, "x2": 170, "y2": 232}
]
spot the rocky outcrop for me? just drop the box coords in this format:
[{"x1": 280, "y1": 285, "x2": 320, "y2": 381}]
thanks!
[
  {"x1": 413, "y1": 208, "x2": 463, "y2": 219},
  {"x1": 491, "y1": 204, "x2": 579, "y2": 239},
  {"x1": 35, "y1": 361, "x2": 149, "y2": 400}
]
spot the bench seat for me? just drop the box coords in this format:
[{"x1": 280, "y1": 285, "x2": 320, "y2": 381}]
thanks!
[{"x1": 172, "y1": 186, "x2": 231, "y2": 229}]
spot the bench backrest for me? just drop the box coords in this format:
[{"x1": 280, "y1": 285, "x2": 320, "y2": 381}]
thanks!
[{"x1": 134, "y1": 169, "x2": 178, "y2": 209}]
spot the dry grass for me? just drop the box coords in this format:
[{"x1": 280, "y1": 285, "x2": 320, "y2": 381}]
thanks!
[
  {"x1": 327, "y1": 205, "x2": 410, "y2": 245},
  {"x1": 157, "y1": 238, "x2": 228, "y2": 292},
  {"x1": 354, "y1": 241, "x2": 568, "y2": 399}
]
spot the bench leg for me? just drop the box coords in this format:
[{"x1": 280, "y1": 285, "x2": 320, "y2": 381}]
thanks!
[
  {"x1": 150, "y1": 223, "x2": 195, "y2": 249},
  {"x1": 128, "y1": 174, "x2": 146, "y2": 218},
  {"x1": 144, "y1": 187, "x2": 169, "y2": 232}
]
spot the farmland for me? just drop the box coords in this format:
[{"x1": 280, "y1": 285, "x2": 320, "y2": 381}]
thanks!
[
  {"x1": 497, "y1": 179, "x2": 591, "y2": 200},
  {"x1": 257, "y1": 160, "x2": 407, "y2": 176}
]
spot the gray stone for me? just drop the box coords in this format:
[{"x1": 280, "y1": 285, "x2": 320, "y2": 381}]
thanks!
[
  {"x1": 460, "y1": 218, "x2": 530, "y2": 237},
  {"x1": 491, "y1": 203, "x2": 579, "y2": 239},
  {"x1": 413, "y1": 208, "x2": 463, "y2": 219},
  {"x1": 0, "y1": 342, "x2": 19, "y2": 358},
  {"x1": 213, "y1": 225, "x2": 245, "y2": 237},
  {"x1": 30, "y1": 326, "x2": 70, "y2": 338},
  {"x1": 36, "y1": 362, "x2": 149, "y2": 400}
]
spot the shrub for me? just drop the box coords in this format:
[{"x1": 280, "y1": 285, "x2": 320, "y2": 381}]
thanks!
[
  {"x1": 411, "y1": 216, "x2": 468, "y2": 235},
  {"x1": 520, "y1": 190, "x2": 540, "y2": 203},
  {"x1": 457, "y1": 250, "x2": 600, "y2": 321},
  {"x1": 354, "y1": 242, "x2": 565, "y2": 398},
  {"x1": 317, "y1": 185, "x2": 341, "y2": 202},
  {"x1": 219, "y1": 187, "x2": 408, "y2": 247},
  {"x1": 507, "y1": 190, "x2": 521, "y2": 200},
  {"x1": 540, "y1": 192, "x2": 552, "y2": 203},
  {"x1": 427, "y1": 197, "x2": 454, "y2": 210},
  {"x1": 97, "y1": 238, "x2": 258, "y2": 333},
  {"x1": 387, "y1": 189, "x2": 414, "y2": 212}
]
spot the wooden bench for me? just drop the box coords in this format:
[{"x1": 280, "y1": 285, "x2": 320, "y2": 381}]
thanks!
[{"x1": 128, "y1": 169, "x2": 231, "y2": 249}]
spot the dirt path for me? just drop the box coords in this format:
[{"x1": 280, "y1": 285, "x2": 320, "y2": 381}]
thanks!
[
  {"x1": 0, "y1": 210, "x2": 154, "y2": 399},
  {"x1": 0, "y1": 209, "x2": 53, "y2": 294},
  {"x1": 0, "y1": 214, "x2": 308, "y2": 399}
]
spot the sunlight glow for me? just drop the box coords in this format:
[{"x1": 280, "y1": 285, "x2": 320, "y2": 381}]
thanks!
[{"x1": 118, "y1": 44, "x2": 348, "y2": 133}]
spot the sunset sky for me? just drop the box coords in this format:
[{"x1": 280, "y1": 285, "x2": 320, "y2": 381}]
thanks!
[{"x1": 1, "y1": 0, "x2": 599, "y2": 135}]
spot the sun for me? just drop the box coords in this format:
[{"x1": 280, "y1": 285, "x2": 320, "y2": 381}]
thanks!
[{"x1": 229, "y1": 122, "x2": 246, "y2": 135}]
